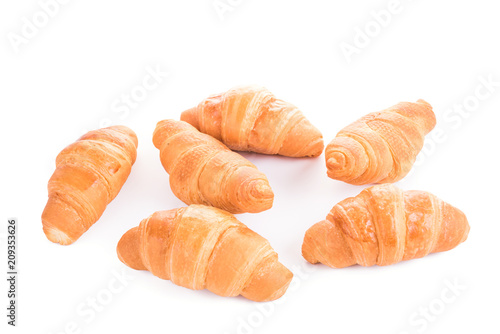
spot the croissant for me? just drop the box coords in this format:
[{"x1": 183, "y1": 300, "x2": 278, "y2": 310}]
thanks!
[
  {"x1": 302, "y1": 184, "x2": 469, "y2": 268},
  {"x1": 181, "y1": 85, "x2": 324, "y2": 157},
  {"x1": 325, "y1": 100, "x2": 436, "y2": 185},
  {"x1": 153, "y1": 119, "x2": 273, "y2": 214},
  {"x1": 117, "y1": 205, "x2": 293, "y2": 301},
  {"x1": 42, "y1": 126, "x2": 138, "y2": 245}
]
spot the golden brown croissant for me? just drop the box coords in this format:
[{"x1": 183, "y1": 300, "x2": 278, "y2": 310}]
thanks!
[
  {"x1": 153, "y1": 119, "x2": 273, "y2": 214},
  {"x1": 117, "y1": 205, "x2": 293, "y2": 301},
  {"x1": 42, "y1": 126, "x2": 138, "y2": 245},
  {"x1": 325, "y1": 100, "x2": 436, "y2": 185},
  {"x1": 181, "y1": 85, "x2": 324, "y2": 157},
  {"x1": 302, "y1": 184, "x2": 469, "y2": 268}
]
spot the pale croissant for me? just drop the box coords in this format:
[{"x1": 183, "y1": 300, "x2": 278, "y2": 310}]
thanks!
[
  {"x1": 42, "y1": 126, "x2": 138, "y2": 245},
  {"x1": 117, "y1": 205, "x2": 293, "y2": 301},
  {"x1": 153, "y1": 120, "x2": 273, "y2": 214},
  {"x1": 302, "y1": 184, "x2": 469, "y2": 268},
  {"x1": 181, "y1": 85, "x2": 324, "y2": 157},
  {"x1": 325, "y1": 100, "x2": 436, "y2": 185}
]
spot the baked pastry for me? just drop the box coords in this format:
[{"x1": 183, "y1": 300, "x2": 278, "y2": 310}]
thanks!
[
  {"x1": 181, "y1": 85, "x2": 324, "y2": 157},
  {"x1": 117, "y1": 205, "x2": 293, "y2": 301},
  {"x1": 153, "y1": 119, "x2": 273, "y2": 214},
  {"x1": 302, "y1": 184, "x2": 469, "y2": 268},
  {"x1": 42, "y1": 126, "x2": 138, "y2": 245},
  {"x1": 325, "y1": 100, "x2": 436, "y2": 184}
]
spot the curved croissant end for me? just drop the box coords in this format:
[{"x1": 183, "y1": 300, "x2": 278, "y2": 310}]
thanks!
[
  {"x1": 236, "y1": 177, "x2": 274, "y2": 212},
  {"x1": 302, "y1": 184, "x2": 469, "y2": 268},
  {"x1": 117, "y1": 205, "x2": 293, "y2": 301},
  {"x1": 325, "y1": 136, "x2": 370, "y2": 184},
  {"x1": 117, "y1": 226, "x2": 146, "y2": 270},
  {"x1": 181, "y1": 85, "x2": 324, "y2": 158},
  {"x1": 325, "y1": 100, "x2": 436, "y2": 185},
  {"x1": 42, "y1": 126, "x2": 138, "y2": 245},
  {"x1": 180, "y1": 107, "x2": 199, "y2": 130}
]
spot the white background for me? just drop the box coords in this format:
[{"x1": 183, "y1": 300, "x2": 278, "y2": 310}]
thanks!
[{"x1": 1, "y1": 1, "x2": 499, "y2": 333}]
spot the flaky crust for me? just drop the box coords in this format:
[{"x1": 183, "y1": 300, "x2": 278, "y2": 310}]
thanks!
[
  {"x1": 42, "y1": 126, "x2": 138, "y2": 245},
  {"x1": 153, "y1": 119, "x2": 274, "y2": 214},
  {"x1": 325, "y1": 100, "x2": 436, "y2": 184},
  {"x1": 117, "y1": 205, "x2": 293, "y2": 301},
  {"x1": 181, "y1": 85, "x2": 324, "y2": 157},
  {"x1": 302, "y1": 184, "x2": 469, "y2": 268}
]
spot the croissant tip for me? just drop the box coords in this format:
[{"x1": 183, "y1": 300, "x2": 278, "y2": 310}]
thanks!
[
  {"x1": 262, "y1": 273, "x2": 294, "y2": 302},
  {"x1": 326, "y1": 153, "x2": 346, "y2": 171},
  {"x1": 416, "y1": 99, "x2": 431, "y2": 106},
  {"x1": 180, "y1": 107, "x2": 199, "y2": 129},
  {"x1": 239, "y1": 180, "x2": 274, "y2": 213},
  {"x1": 251, "y1": 182, "x2": 274, "y2": 199},
  {"x1": 43, "y1": 223, "x2": 74, "y2": 245},
  {"x1": 301, "y1": 243, "x2": 317, "y2": 264},
  {"x1": 304, "y1": 138, "x2": 325, "y2": 158},
  {"x1": 302, "y1": 225, "x2": 323, "y2": 265},
  {"x1": 116, "y1": 226, "x2": 146, "y2": 270}
]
